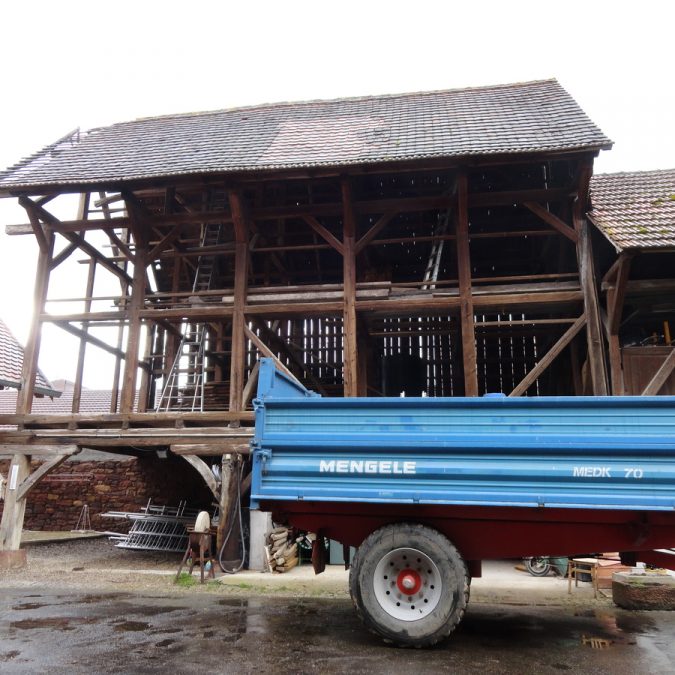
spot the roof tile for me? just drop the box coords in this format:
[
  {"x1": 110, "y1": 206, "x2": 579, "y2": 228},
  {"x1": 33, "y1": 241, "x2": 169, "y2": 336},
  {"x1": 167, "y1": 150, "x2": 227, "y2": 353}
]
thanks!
[
  {"x1": 589, "y1": 169, "x2": 675, "y2": 251},
  {"x1": 0, "y1": 80, "x2": 611, "y2": 190}
]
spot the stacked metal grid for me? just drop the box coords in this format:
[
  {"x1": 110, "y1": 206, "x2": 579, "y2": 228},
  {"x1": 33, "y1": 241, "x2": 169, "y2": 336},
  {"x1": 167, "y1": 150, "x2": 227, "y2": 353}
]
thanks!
[{"x1": 103, "y1": 500, "x2": 200, "y2": 553}]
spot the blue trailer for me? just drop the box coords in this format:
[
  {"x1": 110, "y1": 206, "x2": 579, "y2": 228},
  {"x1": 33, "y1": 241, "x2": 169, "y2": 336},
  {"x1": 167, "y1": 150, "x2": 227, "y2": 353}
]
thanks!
[{"x1": 251, "y1": 359, "x2": 675, "y2": 646}]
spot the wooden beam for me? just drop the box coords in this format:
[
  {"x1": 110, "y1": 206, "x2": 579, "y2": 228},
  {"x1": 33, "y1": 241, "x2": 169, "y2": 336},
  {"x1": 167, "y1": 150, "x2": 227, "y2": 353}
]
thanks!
[
  {"x1": 0, "y1": 444, "x2": 81, "y2": 455},
  {"x1": 49, "y1": 241, "x2": 79, "y2": 270},
  {"x1": 19, "y1": 197, "x2": 48, "y2": 254},
  {"x1": 250, "y1": 319, "x2": 326, "y2": 394},
  {"x1": 241, "y1": 360, "x2": 260, "y2": 409},
  {"x1": 607, "y1": 253, "x2": 633, "y2": 396},
  {"x1": 228, "y1": 190, "x2": 250, "y2": 417},
  {"x1": 0, "y1": 454, "x2": 31, "y2": 551},
  {"x1": 354, "y1": 210, "x2": 398, "y2": 255},
  {"x1": 641, "y1": 349, "x2": 675, "y2": 395},
  {"x1": 171, "y1": 441, "x2": 252, "y2": 456},
  {"x1": 120, "y1": 248, "x2": 147, "y2": 412},
  {"x1": 147, "y1": 224, "x2": 181, "y2": 261},
  {"x1": 243, "y1": 325, "x2": 297, "y2": 380},
  {"x1": 176, "y1": 453, "x2": 219, "y2": 499},
  {"x1": 72, "y1": 261, "x2": 96, "y2": 413},
  {"x1": 509, "y1": 314, "x2": 587, "y2": 397},
  {"x1": 574, "y1": 161, "x2": 609, "y2": 395},
  {"x1": 16, "y1": 227, "x2": 54, "y2": 414},
  {"x1": 607, "y1": 254, "x2": 633, "y2": 335},
  {"x1": 301, "y1": 215, "x2": 345, "y2": 255},
  {"x1": 524, "y1": 202, "x2": 578, "y2": 243},
  {"x1": 456, "y1": 172, "x2": 478, "y2": 396},
  {"x1": 341, "y1": 177, "x2": 359, "y2": 397},
  {"x1": 15, "y1": 448, "x2": 80, "y2": 502},
  {"x1": 53, "y1": 320, "x2": 128, "y2": 361}
]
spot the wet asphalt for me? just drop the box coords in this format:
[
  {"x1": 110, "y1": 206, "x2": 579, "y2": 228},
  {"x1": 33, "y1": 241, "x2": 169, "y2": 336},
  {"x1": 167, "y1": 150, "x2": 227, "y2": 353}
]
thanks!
[{"x1": 0, "y1": 588, "x2": 674, "y2": 674}]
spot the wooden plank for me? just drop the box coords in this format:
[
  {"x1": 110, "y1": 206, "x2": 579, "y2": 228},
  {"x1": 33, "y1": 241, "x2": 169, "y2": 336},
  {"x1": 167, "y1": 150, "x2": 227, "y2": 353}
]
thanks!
[
  {"x1": 176, "y1": 454, "x2": 219, "y2": 499},
  {"x1": 641, "y1": 349, "x2": 675, "y2": 395},
  {"x1": 15, "y1": 448, "x2": 79, "y2": 502},
  {"x1": 456, "y1": 173, "x2": 478, "y2": 396},
  {"x1": 0, "y1": 412, "x2": 254, "y2": 427},
  {"x1": 524, "y1": 201, "x2": 578, "y2": 243},
  {"x1": 341, "y1": 177, "x2": 359, "y2": 397},
  {"x1": 302, "y1": 215, "x2": 345, "y2": 255},
  {"x1": 509, "y1": 314, "x2": 586, "y2": 397}
]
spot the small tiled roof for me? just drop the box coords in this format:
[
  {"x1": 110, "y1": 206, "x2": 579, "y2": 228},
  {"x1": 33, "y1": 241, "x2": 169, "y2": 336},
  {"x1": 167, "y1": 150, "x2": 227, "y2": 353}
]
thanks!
[
  {"x1": 0, "y1": 319, "x2": 58, "y2": 397},
  {"x1": 0, "y1": 79, "x2": 611, "y2": 191},
  {"x1": 0, "y1": 386, "x2": 111, "y2": 415},
  {"x1": 589, "y1": 169, "x2": 675, "y2": 251}
]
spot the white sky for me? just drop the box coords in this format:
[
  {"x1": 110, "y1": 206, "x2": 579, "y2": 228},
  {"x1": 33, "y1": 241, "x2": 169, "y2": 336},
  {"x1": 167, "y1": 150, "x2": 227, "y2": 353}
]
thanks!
[{"x1": 0, "y1": 1, "x2": 673, "y2": 388}]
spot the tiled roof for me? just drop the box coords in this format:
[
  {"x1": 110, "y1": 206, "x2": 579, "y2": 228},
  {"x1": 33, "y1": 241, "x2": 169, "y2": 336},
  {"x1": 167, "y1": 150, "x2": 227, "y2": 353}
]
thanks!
[
  {"x1": 589, "y1": 169, "x2": 675, "y2": 251},
  {"x1": 0, "y1": 80, "x2": 611, "y2": 190},
  {"x1": 0, "y1": 319, "x2": 57, "y2": 396},
  {"x1": 0, "y1": 386, "x2": 111, "y2": 415}
]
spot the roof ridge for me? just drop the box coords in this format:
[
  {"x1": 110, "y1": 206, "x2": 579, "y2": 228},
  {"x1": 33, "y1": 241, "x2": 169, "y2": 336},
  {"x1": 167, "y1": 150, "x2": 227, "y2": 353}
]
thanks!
[{"x1": 123, "y1": 78, "x2": 561, "y2": 126}]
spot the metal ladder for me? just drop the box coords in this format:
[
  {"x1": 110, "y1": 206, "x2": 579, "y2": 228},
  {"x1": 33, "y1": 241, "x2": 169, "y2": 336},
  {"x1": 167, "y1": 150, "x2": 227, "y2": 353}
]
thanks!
[{"x1": 155, "y1": 223, "x2": 223, "y2": 411}]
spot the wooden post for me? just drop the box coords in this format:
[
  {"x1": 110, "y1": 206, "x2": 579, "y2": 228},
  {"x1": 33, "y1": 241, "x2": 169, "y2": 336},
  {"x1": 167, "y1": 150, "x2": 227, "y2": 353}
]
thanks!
[
  {"x1": 341, "y1": 177, "x2": 359, "y2": 397},
  {"x1": 606, "y1": 253, "x2": 633, "y2": 395},
  {"x1": 16, "y1": 218, "x2": 55, "y2": 414},
  {"x1": 72, "y1": 259, "x2": 97, "y2": 413},
  {"x1": 574, "y1": 162, "x2": 608, "y2": 395},
  {"x1": 228, "y1": 190, "x2": 250, "y2": 417},
  {"x1": 137, "y1": 322, "x2": 154, "y2": 412},
  {"x1": 0, "y1": 454, "x2": 31, "y2": 555},
  {"x1": 120, "y1": 248, "x2": 147, "y2": 412},
  {"x1": 456, "y1": 172, "x2": 478, "y2": 396}
]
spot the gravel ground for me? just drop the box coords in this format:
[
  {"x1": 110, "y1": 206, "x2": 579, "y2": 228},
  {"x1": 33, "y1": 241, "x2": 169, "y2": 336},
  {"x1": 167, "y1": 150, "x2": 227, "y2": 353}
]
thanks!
[{"x1": 0, "y1": 538, "x2": 349, "y2": 598}]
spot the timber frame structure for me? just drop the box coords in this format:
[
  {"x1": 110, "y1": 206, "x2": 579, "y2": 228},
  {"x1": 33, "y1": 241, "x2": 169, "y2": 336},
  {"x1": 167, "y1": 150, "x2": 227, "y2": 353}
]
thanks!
[{"x1": 0, "y1": 79, "x2": 633, "y2": 557}]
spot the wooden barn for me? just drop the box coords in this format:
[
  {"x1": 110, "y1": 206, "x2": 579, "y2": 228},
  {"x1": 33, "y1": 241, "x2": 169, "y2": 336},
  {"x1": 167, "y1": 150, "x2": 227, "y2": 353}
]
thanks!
[{"x1": 1, "y1": 79, "x2": 673, "y2": 565}]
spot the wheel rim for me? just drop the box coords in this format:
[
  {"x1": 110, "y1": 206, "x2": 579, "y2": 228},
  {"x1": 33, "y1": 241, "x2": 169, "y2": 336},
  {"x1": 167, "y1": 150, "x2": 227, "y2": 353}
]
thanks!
[
  {"x1": 527, "y1": 558, "x2": 549, "y2": 574},
  {"x1": 373, "y1": 547, "x2": 442, "y2": 622}
]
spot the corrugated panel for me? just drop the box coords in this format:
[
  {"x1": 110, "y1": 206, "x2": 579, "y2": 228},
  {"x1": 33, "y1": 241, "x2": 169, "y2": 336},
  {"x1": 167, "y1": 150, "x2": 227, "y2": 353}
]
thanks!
[{"x1": 251, "y1": 361, "x2": 675, "y2": 511}]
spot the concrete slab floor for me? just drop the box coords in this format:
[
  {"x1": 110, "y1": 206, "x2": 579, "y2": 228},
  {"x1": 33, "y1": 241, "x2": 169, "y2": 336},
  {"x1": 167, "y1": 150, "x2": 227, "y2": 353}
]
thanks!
[{"x1": 0, "y1": 587, "x2": 674, "y2": 674}]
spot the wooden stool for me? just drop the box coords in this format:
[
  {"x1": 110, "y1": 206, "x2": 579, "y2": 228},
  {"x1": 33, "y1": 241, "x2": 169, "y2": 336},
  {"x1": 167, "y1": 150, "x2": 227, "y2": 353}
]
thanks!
[
  {"x1": 176, "y1": 532, "x2": 215, "y2": 584},
  {"x1": 567, "y1": 557, "x2": 599, "y2": 599}
]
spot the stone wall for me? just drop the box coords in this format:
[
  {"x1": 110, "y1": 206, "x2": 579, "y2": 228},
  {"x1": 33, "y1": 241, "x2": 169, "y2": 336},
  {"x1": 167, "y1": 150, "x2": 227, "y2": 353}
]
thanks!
[{"x1": 0, "y1": 455, "x2": 213, "y2": 532}]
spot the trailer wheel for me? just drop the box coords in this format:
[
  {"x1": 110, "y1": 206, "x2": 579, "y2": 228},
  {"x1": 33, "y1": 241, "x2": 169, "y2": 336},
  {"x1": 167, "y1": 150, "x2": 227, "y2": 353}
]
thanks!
[{"x1": 349, "y1": 523, "x2": 469, "y2": 647}]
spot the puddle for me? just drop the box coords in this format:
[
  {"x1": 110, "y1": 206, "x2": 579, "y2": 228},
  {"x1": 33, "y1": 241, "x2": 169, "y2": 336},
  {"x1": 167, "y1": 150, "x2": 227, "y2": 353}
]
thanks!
[
  {"x1": 114, "y1": 621, "x2": 151, "y2": 632},
  {"x1": 11, "y1": 618, "x2": 73, "y2": 630},
  {"x1": 0, "y1": 651, "x2": 21, "y2": 661},
  {"x1": 11, "y1": 603, "x2": 48, "y2": 611},
  {"x1": 156, "y1": 639, "x2": 175, "y2": 648}
]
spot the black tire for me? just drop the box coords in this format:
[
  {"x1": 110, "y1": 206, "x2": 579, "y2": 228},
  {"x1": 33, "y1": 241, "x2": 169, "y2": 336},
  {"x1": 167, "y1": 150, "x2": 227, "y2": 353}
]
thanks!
[
  {"x1": 524, "y1": 557, "x2": 551, "y2": 577},
  {"x1": 349, "y1": 523, "x2": 469, "y2": 648}
]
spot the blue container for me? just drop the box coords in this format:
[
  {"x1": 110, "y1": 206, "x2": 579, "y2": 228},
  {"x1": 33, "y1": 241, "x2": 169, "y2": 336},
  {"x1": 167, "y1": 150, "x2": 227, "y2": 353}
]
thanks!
[{"x1": 251, "y1": 359, "x2": 675, "y2": 512}]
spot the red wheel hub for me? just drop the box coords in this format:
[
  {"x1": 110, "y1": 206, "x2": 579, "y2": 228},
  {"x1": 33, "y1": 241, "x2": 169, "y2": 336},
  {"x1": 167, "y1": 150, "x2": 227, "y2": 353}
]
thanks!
[{"x1": 396, "y1": 568, "x2": 422, "y2": 595}]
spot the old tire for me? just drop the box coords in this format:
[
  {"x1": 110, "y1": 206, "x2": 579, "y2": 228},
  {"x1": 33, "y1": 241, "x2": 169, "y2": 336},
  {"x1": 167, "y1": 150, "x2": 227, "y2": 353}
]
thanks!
[
  {"x1": 524, "y1": 557, "x2": 551, "y2": 577},
  {"x1": 349, "y1": 523, "x2": 469, "y2": 647}
]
